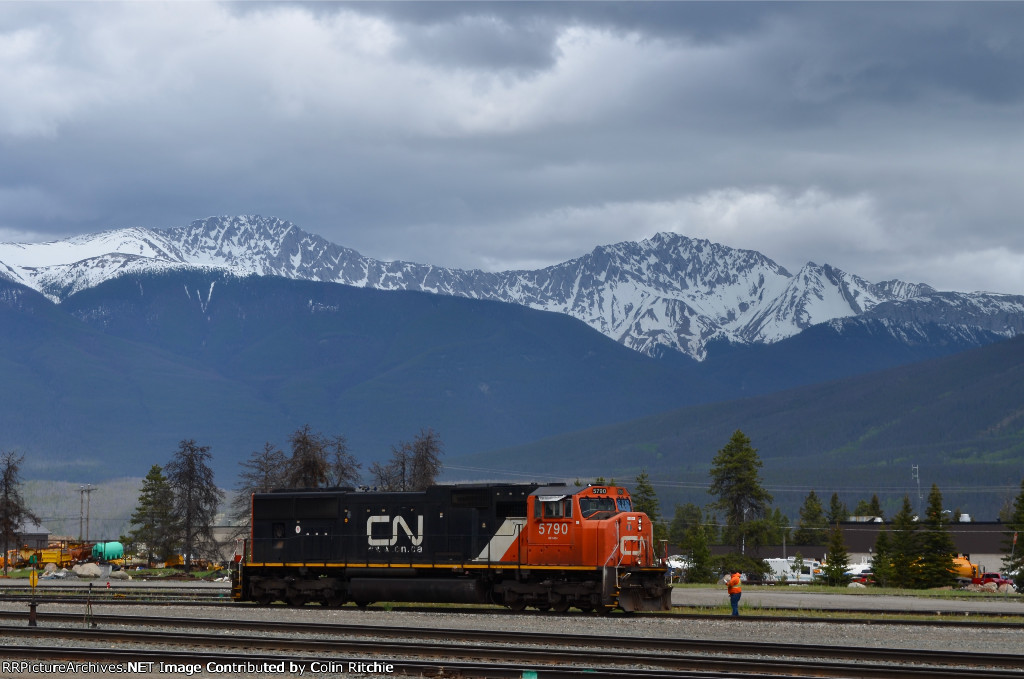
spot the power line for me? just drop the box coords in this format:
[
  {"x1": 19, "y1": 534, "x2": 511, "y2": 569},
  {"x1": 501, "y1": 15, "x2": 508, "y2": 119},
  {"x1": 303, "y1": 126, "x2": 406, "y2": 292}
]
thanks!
[{"x1": 443, "y1": 464, "x2": 1020, "y2": 500}]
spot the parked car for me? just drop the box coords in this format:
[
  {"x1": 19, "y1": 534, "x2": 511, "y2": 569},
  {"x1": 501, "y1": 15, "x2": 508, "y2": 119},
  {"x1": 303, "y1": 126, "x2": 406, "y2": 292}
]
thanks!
[
  {"x1": 850, "y1": 572, "x2": 875, "y2": 586},
  {"x1": 971, "y1": 572, "x2": 1013, "y2": 587},
  {"x1": 666, "y1": 555, "x2": 690, "y2": 581}
]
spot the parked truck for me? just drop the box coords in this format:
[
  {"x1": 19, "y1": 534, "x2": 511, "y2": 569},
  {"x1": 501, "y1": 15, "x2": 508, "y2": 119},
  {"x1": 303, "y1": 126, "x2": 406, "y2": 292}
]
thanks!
[
  {"x1": 763, "y1": 556, "x2": 824, "y2": 584},
  {"x1": 971, "y1": 572, "x2": 1013, "y2": 588},
  {"x1": 5, "y1": 542, "x2": 92, "y2": 569},
  {"x1": 952, "y1": 554, "x2": 979, "y2": 585}
]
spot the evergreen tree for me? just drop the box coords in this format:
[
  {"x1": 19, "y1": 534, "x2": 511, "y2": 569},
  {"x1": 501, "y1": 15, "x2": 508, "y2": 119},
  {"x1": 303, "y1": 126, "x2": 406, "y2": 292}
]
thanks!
[
  {"x1": 888, "y1": 495, "x2": 920, "y2": 588},
  {"x1": 871, "y1": 528, "x2": 895, "y2": 588},
  {"x1": 870, "y1": 494, "x2": 884, "y2": 518},
  {"x1": 1000, "y1": 478, "x2": 1024, "y2": 578},
  {"x1": 826, "y1": 493, "x2": 849, "y2": 525},
  {"x1": 684, "y1": 523, "x2": 716, "y2": 583},
  {"x1": 0, "y1": 451, "x2": 38, "y2": 576},
  {"x1": 231, "y1": 443, "x2": 287, "y2": 528},
  {"x1": 762, "y1": 508, "x2": 790, "y2": 547},
  {"x1": 793, "y1": 490, "x2": 828, "y2": 545},
  {"x1": 918, "y1": 483, "x2": 956, "y2": 589},
  {"x1": 854, "y1": 494, "x2": 884, "y2": 519},
  {"x1": 668, "y1": 503, "x2": 703, "y2": 552},
  {"x1": 128, "y1": 465, "x2": 177, "y2": 567},
  {"x1": 822, "y1": 523, "x2": 851, "y2": 586},
  {"x1": 707, "y1": 430, "x2": 773, "y2": 553},
  {"x1": 165, "y1": 439, "x2": 224, "y2": 572},
  {"x1": 632, "y1": 469, "x2": 668, "y2": 546}
]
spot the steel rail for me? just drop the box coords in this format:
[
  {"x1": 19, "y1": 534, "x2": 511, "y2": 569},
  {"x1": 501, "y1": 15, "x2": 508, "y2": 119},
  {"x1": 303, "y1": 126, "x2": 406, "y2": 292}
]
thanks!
[
  {"x1": 0, "y1": 645, "x2": 693, "y2": 679},
  {"x1": 2, "y1": 608, "x2": 1023, "y2": 671},
  {"x1": 3, "y1": 610, "x2": 1023, "y2": 671},
  {"x1": 0, "y1": 621, "x2": 1021, "y2": 678}
]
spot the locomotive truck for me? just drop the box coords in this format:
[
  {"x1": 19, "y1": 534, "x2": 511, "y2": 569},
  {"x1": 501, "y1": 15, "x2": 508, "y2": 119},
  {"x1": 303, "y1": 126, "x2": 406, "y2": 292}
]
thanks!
[{"x1": 232, "y1": 482, "x2": 672, "y2": 613}]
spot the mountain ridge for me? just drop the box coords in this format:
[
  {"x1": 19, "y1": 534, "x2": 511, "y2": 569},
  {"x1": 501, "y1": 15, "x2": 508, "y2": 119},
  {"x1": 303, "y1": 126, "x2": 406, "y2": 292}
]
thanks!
[{"x1": 2, "y1": 215, "x2": 1022, "y2": 360}]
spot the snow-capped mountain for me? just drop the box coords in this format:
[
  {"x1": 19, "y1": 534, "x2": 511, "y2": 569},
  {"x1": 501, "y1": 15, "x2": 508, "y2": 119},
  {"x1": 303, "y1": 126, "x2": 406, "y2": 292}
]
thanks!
[{"x1": 2, "y1": 215, "x2": 1023, "y2": 360}]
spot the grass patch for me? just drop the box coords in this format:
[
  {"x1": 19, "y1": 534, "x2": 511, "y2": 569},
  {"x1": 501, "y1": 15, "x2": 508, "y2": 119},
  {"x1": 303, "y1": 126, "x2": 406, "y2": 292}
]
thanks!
[
  {"x1": 673, "y1": 583, "x2": 1020, "y2": 600},
  {"x1": 680, "y1": 603, "x2": 1024, "y2": 624}
]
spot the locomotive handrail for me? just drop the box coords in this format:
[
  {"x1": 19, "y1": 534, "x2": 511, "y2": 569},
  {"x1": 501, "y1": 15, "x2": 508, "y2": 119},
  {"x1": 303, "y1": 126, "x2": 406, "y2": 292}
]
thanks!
[{"x1": 604, "y1": 520, "x2": 621, "y2": 567}]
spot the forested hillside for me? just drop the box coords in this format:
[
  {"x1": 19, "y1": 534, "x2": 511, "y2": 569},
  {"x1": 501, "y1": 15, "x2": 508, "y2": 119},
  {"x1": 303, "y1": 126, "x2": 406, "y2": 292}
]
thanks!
[{"x1": 450, "y1": 336, "x2": 1024, "y2": 520}]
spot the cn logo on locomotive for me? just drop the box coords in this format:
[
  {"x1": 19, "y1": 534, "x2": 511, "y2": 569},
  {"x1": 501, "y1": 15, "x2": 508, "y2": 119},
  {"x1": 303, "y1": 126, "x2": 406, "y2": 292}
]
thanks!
[
  {"x1": 620, "y1": 535, "x2": 642, "y2": 556},
  {"x1": 366, "y1": 515, "x2": 425, "y2": 547}
]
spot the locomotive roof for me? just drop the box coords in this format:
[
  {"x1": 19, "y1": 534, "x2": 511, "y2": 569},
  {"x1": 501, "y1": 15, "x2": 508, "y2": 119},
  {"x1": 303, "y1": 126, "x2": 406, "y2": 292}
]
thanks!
[
  {"x1": 532, "y1": 483, "x2": 626, "y2": 498},
  {"x1": 258, "y1": 481, "x2": 557, "y2": 496}
]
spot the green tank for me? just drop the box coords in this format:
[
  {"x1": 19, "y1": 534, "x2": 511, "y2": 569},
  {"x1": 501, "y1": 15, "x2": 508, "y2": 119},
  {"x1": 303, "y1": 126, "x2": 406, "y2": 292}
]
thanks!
[{"x1": 91, "y1": 541, "x2": 124, "y2": 561}]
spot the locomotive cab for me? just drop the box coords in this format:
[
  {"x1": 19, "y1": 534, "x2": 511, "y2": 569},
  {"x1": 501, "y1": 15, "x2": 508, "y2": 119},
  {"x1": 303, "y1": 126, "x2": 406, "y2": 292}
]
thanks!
[{"x1": 517, "y1": 484, "x2": 671, "y2": 612}]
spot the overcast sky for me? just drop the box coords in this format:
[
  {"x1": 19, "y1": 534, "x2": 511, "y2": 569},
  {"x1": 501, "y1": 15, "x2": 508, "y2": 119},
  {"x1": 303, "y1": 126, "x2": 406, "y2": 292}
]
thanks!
[{"x1": 2, "y1": 2, "x2": 1023, "y2": 293}]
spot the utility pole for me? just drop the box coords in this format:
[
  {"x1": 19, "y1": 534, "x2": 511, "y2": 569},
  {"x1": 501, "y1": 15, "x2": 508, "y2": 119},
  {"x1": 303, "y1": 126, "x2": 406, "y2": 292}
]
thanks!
[
  {"x1": 741, "y1": 506, "x2": 749, "y2": 555},
  {"x1": 911, "y1": 465, "x2": 922, "y2": 518},
  {"x1": 79, "y1": 484, "x2": 94, "y2": 543}
]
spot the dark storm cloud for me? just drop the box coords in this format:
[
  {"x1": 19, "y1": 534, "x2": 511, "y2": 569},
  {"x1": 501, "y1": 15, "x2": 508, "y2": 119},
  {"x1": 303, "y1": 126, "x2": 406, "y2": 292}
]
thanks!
[{"x1": 1, "y1": 2, "x2": 1023, "y2": 292}]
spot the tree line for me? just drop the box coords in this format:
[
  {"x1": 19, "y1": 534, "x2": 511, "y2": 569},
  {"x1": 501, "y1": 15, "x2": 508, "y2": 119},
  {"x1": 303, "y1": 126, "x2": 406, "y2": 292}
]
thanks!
[
  {"x1": 123, "y1": 425, "x2": 443, "y2": 570},
  {"x1": 627, "y1": 430, "x2": 1024, "y2": 588},
  {"x1": 4, "y1": 425, "x2": 1023, "y2": 585}
]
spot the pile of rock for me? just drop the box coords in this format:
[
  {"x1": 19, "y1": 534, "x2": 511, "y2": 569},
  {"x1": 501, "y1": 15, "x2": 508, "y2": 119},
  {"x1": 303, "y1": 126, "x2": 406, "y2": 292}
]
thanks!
[{"x1": 962, "y1": 582, "x2": 1016, "y2": 594}]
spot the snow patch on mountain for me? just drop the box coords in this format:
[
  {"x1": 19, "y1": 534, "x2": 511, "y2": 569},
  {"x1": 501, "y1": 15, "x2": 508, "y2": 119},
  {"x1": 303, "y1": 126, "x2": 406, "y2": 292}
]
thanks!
[{"x1": 2, "y1": 215, "x2": 1022, "y2": 360}]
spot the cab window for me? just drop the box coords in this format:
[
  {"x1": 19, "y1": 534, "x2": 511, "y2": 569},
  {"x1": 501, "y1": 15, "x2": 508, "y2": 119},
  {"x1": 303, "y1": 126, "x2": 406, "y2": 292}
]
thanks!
[
  {"x1": 537, "y1": 496, "x2": 572, "y2": 519},
  {"x1": 617, "y1": 498, "x2": 632, "y2": 512},
  {"x1": 579, "y1": 496, "x2": 616, "y2": 518}
]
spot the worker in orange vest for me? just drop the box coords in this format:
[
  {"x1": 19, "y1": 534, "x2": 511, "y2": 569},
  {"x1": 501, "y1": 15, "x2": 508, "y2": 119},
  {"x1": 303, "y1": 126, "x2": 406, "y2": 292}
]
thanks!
[{"x1": 727, "y1": 572, "x2": 742, "y2": 616}]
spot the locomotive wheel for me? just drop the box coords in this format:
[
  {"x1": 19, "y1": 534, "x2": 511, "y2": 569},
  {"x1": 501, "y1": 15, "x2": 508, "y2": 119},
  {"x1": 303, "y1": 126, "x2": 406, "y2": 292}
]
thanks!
[
  {"x1": 354, "y1": 600, "x2": 371, "y2": 608},
  {"x1": 324, "y1": 594, "x2": 346, "y2": 608},
  {"x1": 506, "y1": 599, "x2": 527, "y2": 612},
  {"x1": 287, "y1": 593, "x2": 307, "y2": 607},
  {"x1": 577, "y1": 605, "x2": 593, "y2": 613},
  {"x1": 255, "y1": 593, "x2": 273, "y2": 606},
  {"x1": 552, "y1": 600, "x2": 570, "y2": 613}
]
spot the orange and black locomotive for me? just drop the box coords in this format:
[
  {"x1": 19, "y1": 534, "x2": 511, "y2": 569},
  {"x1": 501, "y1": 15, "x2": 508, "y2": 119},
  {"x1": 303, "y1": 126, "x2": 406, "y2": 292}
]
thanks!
[{"x1": 232, "y1": 482, "x2": 672, "y2": 612}]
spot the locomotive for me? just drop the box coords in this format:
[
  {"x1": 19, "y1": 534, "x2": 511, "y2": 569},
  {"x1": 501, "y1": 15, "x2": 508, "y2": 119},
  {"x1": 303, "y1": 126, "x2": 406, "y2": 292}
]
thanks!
[{"x1": 232, "y1": 482, "x2": 672, "y2": 613}]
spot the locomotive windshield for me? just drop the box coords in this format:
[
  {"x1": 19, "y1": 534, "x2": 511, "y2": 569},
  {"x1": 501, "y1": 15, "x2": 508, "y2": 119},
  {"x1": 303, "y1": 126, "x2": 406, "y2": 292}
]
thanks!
[{"x1": 579, "y1": 496, "x2": 616, "y2": 518}]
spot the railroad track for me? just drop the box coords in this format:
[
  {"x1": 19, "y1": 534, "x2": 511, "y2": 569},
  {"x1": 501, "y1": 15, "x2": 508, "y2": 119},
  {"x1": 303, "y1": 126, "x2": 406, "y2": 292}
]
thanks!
[
  {"x1": 0, "y1": 585, "x2": 230, "y2": 605},
  {"x1": 0, "y1": 613, "x2": 1022, "y2": 678},
  {"x1": 4, "y1": 590, "x2": 1024, "y2": 634}
]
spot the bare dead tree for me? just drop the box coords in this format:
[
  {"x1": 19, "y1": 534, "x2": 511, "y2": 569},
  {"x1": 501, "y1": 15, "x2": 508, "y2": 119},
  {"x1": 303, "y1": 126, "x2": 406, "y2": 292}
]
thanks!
[
  {"x1": 284, "y1": 426, "x2": 361, "y2": 489},
  {"x1": 0, "y1": 451, "x2": 39, "y2": 575},
  {"x1": 165, "y1": 439, "x2": 224, "y2": 572},
  {"x1": 327, "y1": 434, "x2": 361, "y2": 488},
  {"x1": 370, "y1": 428, "x2": 443, "y2": 492},
  {"x1": 369, "y1": 443, "x2": 410, "y2": 491},
  {"x1": 231, "y1": 442, "x2": 287, "y2": 530},
  {"x1": 285, "y1": 425, "x2": 329, "y2": 488},
  {"x1": 408, "y1": 428, "x2": 443, "y2": 491}
]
